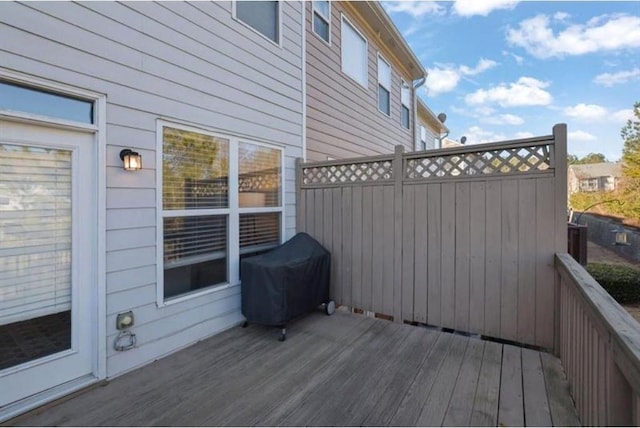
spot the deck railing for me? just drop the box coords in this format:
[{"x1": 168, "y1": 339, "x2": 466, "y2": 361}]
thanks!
[
  {"x1": 296, "y1": 124, "x2": 568, "y2": 350},
  {"x1": 555, "y1": 253, "x2": 640, "y2": 426}
]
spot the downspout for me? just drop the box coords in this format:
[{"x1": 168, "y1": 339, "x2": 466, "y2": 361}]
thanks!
[
  {"x1": 301, "y1": 1, "x2": 307, "y2": 162},
  {"x1": 412, "y1": 75, "x2": 426, "y2": 151}
]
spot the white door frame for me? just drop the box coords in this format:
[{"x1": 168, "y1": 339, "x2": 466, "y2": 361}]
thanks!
[{"x1": 0, "y1": 68, "x2": 106, "y2": 420}]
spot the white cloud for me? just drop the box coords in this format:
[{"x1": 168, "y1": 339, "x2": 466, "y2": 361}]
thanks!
[
  {"x1": 553, "y1": 12, "x2": 570, "y2": 22},
  {"x1": 563, "y1": 103, "x2": 607, "y2": 120},
  {"x1": 507, "y1": 14, "x2": 640, "y2": 59},
  {"x1": 612, "y1": 109, "x2": 635, "y2": 123},
  {"x1": 465, "y1": 77, "x2": 552, "y2": 107},
  {"x1": 568, "y1": 130, "x2": 597, "y2": 141},
  {"x1": 481, "y1": 114, "x2": 525, "y2": 125},
  {"x1": 459, "y1": 58, "x2": 498, "y2": 76},
  {"x1": 502, "y1": 50, "x2": 524, "y2": 65},
  {"x1": 463, "y1": 126, "x2": 507, "y2": 144},
  {"x1": 593, "y1": 68, "x2": 640, "y2": 87},
  {"x1": 453, "y1": 0, "x2": 519, "y2": 17},
  {"x1": 383, "y1": 1, "x2": 446, "y2": 18},
  {"x1": 427, "y1": 58, "x2": 498, "y2": 96},
  {"x1": 514, "y1": 131, "x2": 535, "y2": 139}
]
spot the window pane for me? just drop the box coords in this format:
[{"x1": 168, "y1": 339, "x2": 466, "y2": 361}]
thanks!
[
  {"x1": 378, "y1": 57, "x2": 391, "y2": 89},
  {"x1": 420, "y1": 125, "x2": 427, "y2": 142},
  {"x1": 402, "y1": 106, "x2": 410, "y2": 129},
  {"x1": 0, "y1": 81, "x2": 93, "y2": 124},
  {"x1": 401, "y1": 81, "x2": 411, "y2": 107},
  {"x1": 313, "y1": 0, "x2": 329, "y2": 19},
  {"x1": 236, "y1": 1, "x2": 279, "y2": 43},
  {"x1": 163, "y1": 215, "x2": 227, "y2": 299},
  {"x1": 162, "y1": 127, "x2": 229, "y2": 210},
  {"x1": 313, "y1": 13, "x2": 329, "y2": 42},
  {"x1": 341, "y1": 19, "x2": 367, "y2": 86},
  {"x1": 378, "y1": 85, "x2": 390, "y2": 115},
  {"x1": 240, "y1": 212, "x2": 280, "y2": 254},
  {"x1": 239, "y1": 142, "x2": 281, "y2": 208}
]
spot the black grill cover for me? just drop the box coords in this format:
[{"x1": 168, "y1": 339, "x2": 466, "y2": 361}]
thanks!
[{"x1": 241, "y1": 232, "x2": 330, "y2": 326}]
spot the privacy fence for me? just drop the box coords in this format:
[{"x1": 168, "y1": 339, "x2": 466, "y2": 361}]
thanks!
[{"x1": 296, "y1": 124, "x2": 568, "y2": 350}]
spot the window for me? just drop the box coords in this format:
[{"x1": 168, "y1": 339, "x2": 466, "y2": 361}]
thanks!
[
  {"x1": 341, "y1": 17, "x2": 367, "y2": 87},
  {"x1": 401, "y1": 80, "x2": 411, "y2": 129},
  {"x1": 0, "y1": 81, "x2": 93, "y2": 124},
  {"x1": 377, "y1": 55, "x2": 391, "y2": 116},
  {"x1": 313, "y1": 1, "x2": 330, "y2": 43},
  {"x1": 420, "y1": 125, "x2": 427, "y2": 150},
  {"x1": 235, "y1": 1, "x2": 280, "y2": 44},
  {"x1": 160, "y1": 124, "x2": 283, "y2": 303}
]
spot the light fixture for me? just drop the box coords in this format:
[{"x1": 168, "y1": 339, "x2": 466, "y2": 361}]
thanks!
[
  {"x1": 119, "y1": 149, "x2": 142, "y2": 171},
  {"x1": 612, "y1": 226, "x2": 630, "y2": 246}
]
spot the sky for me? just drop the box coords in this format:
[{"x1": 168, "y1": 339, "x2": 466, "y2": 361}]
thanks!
[{"x1": 381, "y1": 0, "x2": 640, "y2": 161}]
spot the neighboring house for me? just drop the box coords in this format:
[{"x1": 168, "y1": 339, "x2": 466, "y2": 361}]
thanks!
[
  {"x1": 442, "y1": 137, "x2": 464, "y2": 148},
  {"x1": 568, "y1": 162, "x2": 622, "y2": 194},
  {"x1": 0, "y1": 1, "x2": 304, "y2": 418},
  {"x1": 416, "y1": 97, "x2": 448, "y2": 150},
  {"x1": 305, "y1": 1, "x2": 426, "y2": 161}
]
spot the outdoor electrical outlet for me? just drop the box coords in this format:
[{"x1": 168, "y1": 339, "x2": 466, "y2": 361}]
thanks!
[{"x1": 116, "y1": 311, "x2": 135, "y2": 330}]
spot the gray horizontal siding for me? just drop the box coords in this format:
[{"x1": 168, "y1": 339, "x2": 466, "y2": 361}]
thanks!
[
  {"x1": 305, "y1": 1, "x2": 415, "y2": 161},
  {"x1": 0, "y1": 0, "x2": 303, "y2": 378}
]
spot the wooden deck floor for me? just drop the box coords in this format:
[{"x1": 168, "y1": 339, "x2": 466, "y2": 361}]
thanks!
[{"x1": 8, "y1": 309, "x2": 580, "y2": 427}]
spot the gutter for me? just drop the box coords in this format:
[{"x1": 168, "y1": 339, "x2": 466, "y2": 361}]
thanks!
[{"x1": 301, "y1": 1, "x2": 307, "y2": 161}]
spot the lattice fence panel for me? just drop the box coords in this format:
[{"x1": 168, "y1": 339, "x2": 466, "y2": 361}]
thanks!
[
  {"x1": 406, "y1": 144, "x2": 551, "y2": 179},
  {"x1": 302, "y1": 160, "x2": 393, "y2": 185}
]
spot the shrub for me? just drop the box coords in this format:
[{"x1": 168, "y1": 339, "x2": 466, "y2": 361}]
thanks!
[{"x1": 586, "y1": 263, "x2": 640, "y2": 304}]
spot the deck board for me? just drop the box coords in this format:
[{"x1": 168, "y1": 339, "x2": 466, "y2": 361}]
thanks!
[{"x1": 8, "y1": 310, "x2": 578, "y2": 427}]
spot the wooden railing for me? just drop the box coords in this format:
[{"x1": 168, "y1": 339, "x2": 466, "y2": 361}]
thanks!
[
  {"x1": 296, "y1": 124, "x2": 568, "y2": 349},
  {"x1": 555, "y1": 253, "x2": 640, "y2": 426}
]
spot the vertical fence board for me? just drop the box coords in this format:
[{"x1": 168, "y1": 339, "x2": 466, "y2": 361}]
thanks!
[
  {"x1": 322, "y1": 189, "x2": 332, "y2": 249},
  {"x1": 469, "y1": 182, "x2": 486, "y2": 335},
  {"x1": 341, "y1": 187, "x2": 352, "y2": 307},
  {"x1": 535, "y1": 177, "x2": 555, "y2": 349},
  {"x1": 484, "y1": 181, "x2": 502, "y2": 338},
  {"x1": 441, "y1": 182, "x2": 456, "y2": 330},
  {"x1": 383, "y1": 186, "x2": 395, "y2": 317},
  {"x1": 314, "y1": 188, "x2": 323, "y2": 243},
  {"x1": 351, "y1": 187, "x2": 363, "y2": 309},
  {"x1": 413, "y1": 184, "x2": 428, "y2": 324},
  {"x1": 455, "y1": 182, "x2": 470, "y2": 332},
  {"x1": 517, "y1": 179, "x2": 536, "y2": 345},
  {"x1": 393, "y1": 146, "x2": 404, "y2": 323},
  {"x1": 331, "y1": 188, "x2": 342, "y2": 304},
  {"x1": 402, "y1": 185, "x2": 416, "y2": 321},
  {"x1": 372, "y1": 186, "x2": 384, "y2": 314},
  {"x1": 427, "y1": 184, "x2": 442, "y2": 327},
  {"x1": 500, "y1": 180, "x2": 519, "y2": 341},
  {"x1": 299, "y1": 189, "x2": 307, "y2": 233},
  {"x1": 362, "y1": 186, "x2": 373, "y2": 312},
  {"x1": 305, "y1": 189, "x2": 315, "y2": 236}
]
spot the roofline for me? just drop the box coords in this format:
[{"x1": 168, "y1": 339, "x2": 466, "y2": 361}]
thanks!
[
  {"x1": 417, "y1": 97, "x2": 449, "y2": 133},
  {"x1": 361, "y1": 1, "x2": 427, "y2": 80}
]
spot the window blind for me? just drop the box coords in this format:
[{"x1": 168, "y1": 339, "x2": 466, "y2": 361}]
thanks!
[
  {"x1": 0, "y1": 144, "x2": 72, "y2": 325},
  {"x1": 341, "y1": 19, "x2": 367, "y2": 86},
  {"x1": 240, "y1": 213, "x2": 280, "y2": 254}
]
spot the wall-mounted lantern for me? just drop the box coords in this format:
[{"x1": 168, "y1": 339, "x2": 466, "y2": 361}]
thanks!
[
  {"x1": 612, "y1": 226, "x2": 630, "y2": 246},
  {"x1": 119, "y1": 149, "x2": 142, "y2": 171}
]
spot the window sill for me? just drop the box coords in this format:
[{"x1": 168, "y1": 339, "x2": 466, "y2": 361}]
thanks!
[{"x1": 157, "y1": 282, "x2": 239, "y2": 308}]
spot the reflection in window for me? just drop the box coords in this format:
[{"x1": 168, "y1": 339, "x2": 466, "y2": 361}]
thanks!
[
  {"x1": 0, "y1": 81, "x2": 93, "y2": 124},
  {"x1": 238, "y1": 142, "x2": 281, "y2": 208}
]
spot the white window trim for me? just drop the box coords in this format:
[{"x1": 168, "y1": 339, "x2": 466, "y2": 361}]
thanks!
[
  {"x1": 340, "y1": 14, "x2": 368, "y2": 89},
  {"x1": 377, "y1": 53, "x2": 392, "y2": 117},
  {"x1": 401, "y1": 79, "x2": 411, "y2": 129},
  {"x1": 156, "y1": 120, "x2": 286, "y2": 308},
  {"x1": 0, "y1": 67, "x2": 108, "y2": 382},
  {"x1": 232, "y1": 0, "x2": 283, "y2": 48},
  {"x1": 312, "y1": 0, "x2": 331, "y2": 46}
]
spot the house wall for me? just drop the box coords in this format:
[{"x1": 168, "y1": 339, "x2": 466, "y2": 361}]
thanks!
[
  {"x1": 305, "y1": 1, "x2": 416, "y2": 161},
  {"x1": 417, "y1": 119, "x2": 440, "y2": 150},
  {"x1": 0, "y1": 1, "x2": 304, "y2": 378}
]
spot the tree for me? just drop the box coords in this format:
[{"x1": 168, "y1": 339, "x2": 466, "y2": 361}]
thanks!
[
  {"x1": 567, "y1": 152, "x2": 608, "y2": 165},
  {"x1": 621, "y1": 102, "x2": 640, "y2": 179}
]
